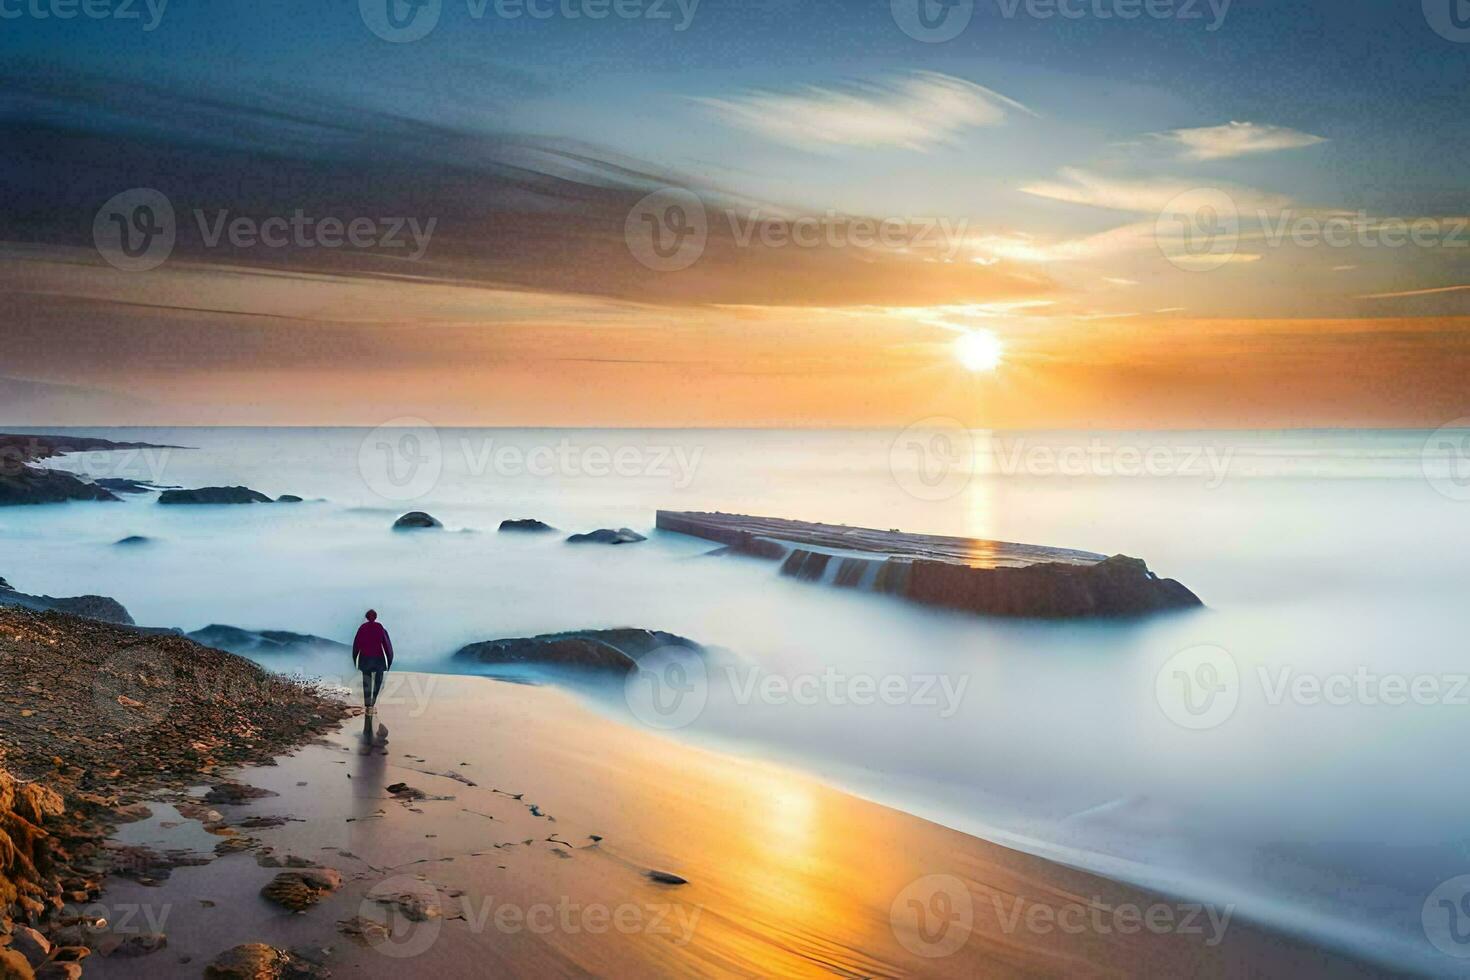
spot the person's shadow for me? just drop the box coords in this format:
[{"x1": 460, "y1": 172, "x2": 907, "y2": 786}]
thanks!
[{"x1": 351, "y1": 713, "x2": 390, "y2": 824}]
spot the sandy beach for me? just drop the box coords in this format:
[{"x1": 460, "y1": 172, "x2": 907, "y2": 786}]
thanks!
[{"x1": 67, "y1": 671, "x2": 1387, "y2": 978}]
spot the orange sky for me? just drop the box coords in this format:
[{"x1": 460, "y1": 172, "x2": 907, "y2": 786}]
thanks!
[{"x1": 3, "y1": 247, "x2": 1467, "y2": 428}]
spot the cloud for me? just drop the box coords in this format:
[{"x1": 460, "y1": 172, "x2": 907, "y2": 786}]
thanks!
[
  {"x1": 0, "y1": 72, "x2": 1051, "y2": 312},
  {"x1": 1152, "y1": 121, "x2": 1326, "y2": 161},
  {"x1": 1165, "y1": 253, "x2": 1263, "y2": 270},
  {"x1": 696, "y1": 72, "x2": 1034, "y2": 152},
  {"x1": 1020, "y1": 167, "x2": 1291, "y2": 214},
  {"x1": 1360, "y1": 284, "x2": 1470, "y2": 300}
]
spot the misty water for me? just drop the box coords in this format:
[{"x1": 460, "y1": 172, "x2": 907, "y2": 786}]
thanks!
[{"x1": 5, "y1": 425, "x2": 1469, "y2": 973}]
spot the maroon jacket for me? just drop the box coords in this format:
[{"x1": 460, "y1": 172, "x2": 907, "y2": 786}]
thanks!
[{"x1": 352, "y1": 621, "x2": 394, "y2": 671}]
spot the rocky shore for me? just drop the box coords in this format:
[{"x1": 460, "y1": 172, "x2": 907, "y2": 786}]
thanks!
[
  {"x1": 0, "y1": 605, "x2": 351, "y2": 978},
  {"x1": 0, "y1": 436, "x2": 177, "y2": 507}
]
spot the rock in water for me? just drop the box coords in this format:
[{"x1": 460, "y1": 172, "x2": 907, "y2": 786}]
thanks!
[
  {"x1": 204, "y1": 781, "x2": 279, "y2": 805},
  {"x1": 260, "y1": 869, "x2": 343, "y2": 911},
  {"x1": 646, "y1": 870, "x2": 688, "y2": 885},
  {"x1": 0, "y1": 432, "x2": 176, "y2": 505},
  {"x1": 392, "y1": 511, "x2": 442, "y2": 530},
  {"x1": 499, "y1": 518, "x2": 557, "y2": 533},
  {"x1": 566, "y1": 527, "x2": 646, "y2": 545},
  {"x1": 158, "y1": 486, "x2": 274, "y2": 505},
  {"x1": 114, "y1": 535, "x2": 151, "y2": 546},
  {"x1": 370, "y1": 888, "x2": 442, "y2": 922},
  {"x1": 0, "y1": 466, "x2": 120, "y2": 505},
  {"x1": 453, "y1": 628, "x2": 701, "y2": 673},
  {"x1": 275, "y1": 495, "x2": 303, "y2": 503},
  {"x1": 104, "y1": 933, "x2": 167, "y2": 957},
  {"x1": 95, "y1": 478, "x2": 158, "y2": 494},
  {"x1": 204, "y1": 944, "x2": 328, "y2": 979},
  {"x1": 187, "y1": 625, "x2": 348, "y2": 657},
  {"x1": 657, "y1": 511, "x2": 1203, "y2": 619}
]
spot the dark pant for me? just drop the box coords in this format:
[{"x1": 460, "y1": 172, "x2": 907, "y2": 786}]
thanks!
[{"x1": 362, "y1": 669, "x2": 385, "y2": 706}]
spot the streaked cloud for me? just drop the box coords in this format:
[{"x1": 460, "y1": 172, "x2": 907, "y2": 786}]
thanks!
[
  {"x1": 0, "y1": 76, "x2": 1053, "y2": 313},
  {"x1": 1166, "y1": 253, "x2": 1263, "y2": 270},
  {"x1": 696, "y1": 72, "x2": 1033, "y2": 152},
  {"x1": 1020, "y1": 167, "x2": 1291, "y2": 214},
  {"x1": 1361, "y1": 284, "x2": 1470, "y2": 300},
  {"x1": 1152, "y1": 121, "x2": 1327, "y2": 161}
]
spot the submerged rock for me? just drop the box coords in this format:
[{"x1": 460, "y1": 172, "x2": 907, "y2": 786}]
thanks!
[
  {"x1": 103, "y1": 933, "x2": 167, "y2": 957},
  {"x1": 499, "y1": 518, "x2": 557, "y2": 533},
  {"x1": 187, "y1": 625, "x2": 348, "y2": 657},
  {"x1": 453, "y1": 628, "x2": 701, "y2": 673},
  {"x1": 392, "y1": 511, "x2": 441, "y2": 530},
  {"x1": 158, "y1": 486, "x2": 274, "y2": 505},
  {"x1": 204, "y1": 782, "x2": 279, "y2": 805},
  {"x1": 370, "y1": 888, "x2": 442, "y2": 922},
  {"x1": 566, "y1": 527, "x2": 646, "y2": 545}
]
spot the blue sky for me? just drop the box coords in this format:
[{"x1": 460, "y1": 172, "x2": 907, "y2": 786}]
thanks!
[
  {"x1": 1, "y1": 0, "x2": 1467, "y2": 425},
  {"x1": 6, "y1": 0, "x2": 1467, "y2": 212}
]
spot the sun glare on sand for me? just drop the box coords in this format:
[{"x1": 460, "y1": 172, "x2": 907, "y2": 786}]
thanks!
[{"x1": 953, "y1": 329, "x2": 1004, "y2": 372}]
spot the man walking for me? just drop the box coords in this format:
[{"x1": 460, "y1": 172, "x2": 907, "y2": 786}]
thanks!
[{"x1": 353, "y1": 609, "x2": 394, "y2": 713}]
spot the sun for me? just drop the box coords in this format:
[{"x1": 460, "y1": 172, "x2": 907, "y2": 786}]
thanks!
[{"x1": 953, "y1": 329, "x2": 1004, "y2": 372}]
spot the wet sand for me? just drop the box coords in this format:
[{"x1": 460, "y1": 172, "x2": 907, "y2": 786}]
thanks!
[{"x1": 85, "y1": 672, "x2": 1389, "y2": 978}]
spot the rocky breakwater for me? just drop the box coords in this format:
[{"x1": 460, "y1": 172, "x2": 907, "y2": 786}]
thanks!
[
  {"x1": 656, "y1": 511, "x2": 1202, "y2": 618},
  {"x1": 0, "y1": 434, "x2": 178, "y2": 506},
  {"x1": 0, "y1": 605, "x2": 351, "y2": 976}
]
